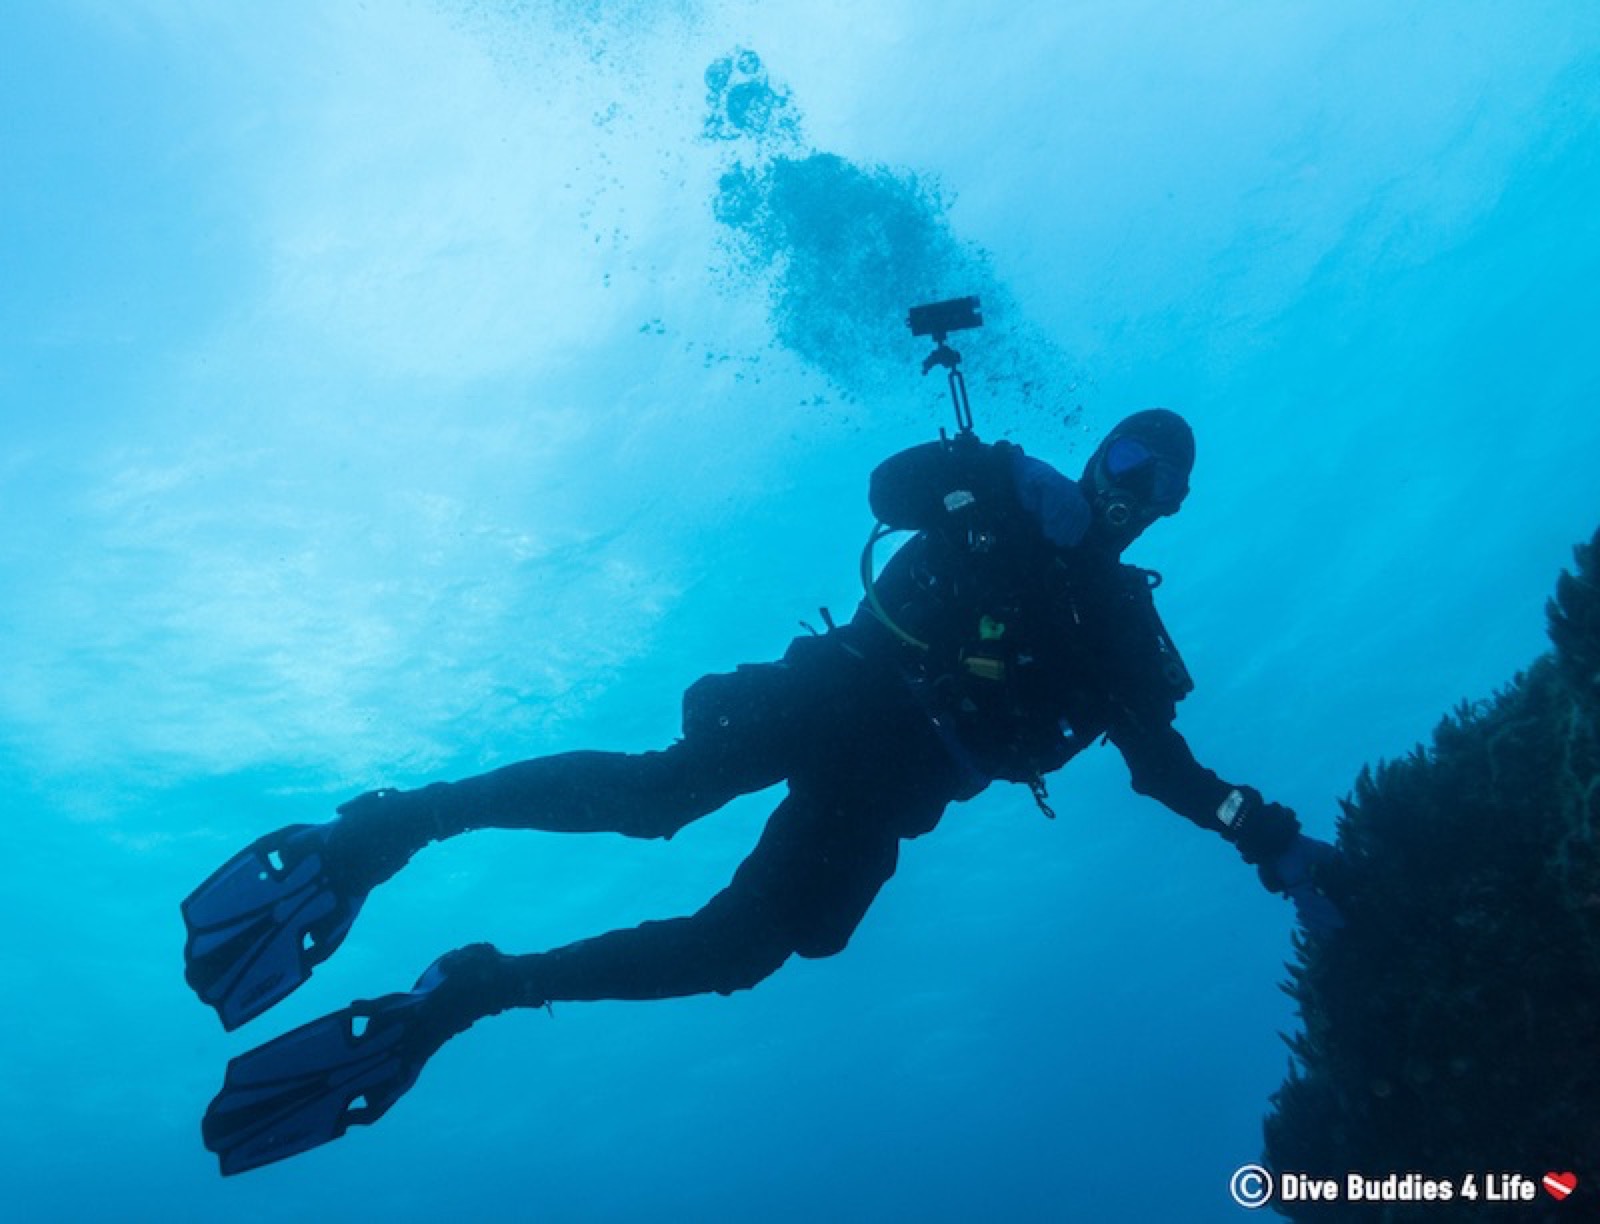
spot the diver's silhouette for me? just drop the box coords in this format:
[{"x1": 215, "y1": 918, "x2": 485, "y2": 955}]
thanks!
[{"x1": 184, "y1": 409, "x2": 1342, "y2": 1174}]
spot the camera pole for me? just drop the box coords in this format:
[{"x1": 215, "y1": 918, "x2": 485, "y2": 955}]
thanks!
[
  {"x1": 907, "y1": 295, "x2": 983, "y2": 437},
  {"x1": 922, "y1": 334, "x2": 974, "y2": 436},
  {"x1": 864, "y1": 295, "x2": 985, "y2": 653}
]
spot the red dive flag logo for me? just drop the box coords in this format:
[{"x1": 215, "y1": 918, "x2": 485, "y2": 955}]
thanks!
[{"x1": 1542, "y1": 1172, "x2": 1577, "y2": 1202}]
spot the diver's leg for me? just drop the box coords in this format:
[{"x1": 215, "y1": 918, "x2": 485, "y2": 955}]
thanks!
[
  {"x1": 485, "y1": 685, "x2": 964, "y2": 1005},
  {"x1": 328, "y1": 743, "x2": 770, "y2": 892},
  {"x1": 184, "y1": 655, "x2": 846, "y2": 1029},
  {"x1": 480, "y1": 783, "x2": 914, "y2": 1007},
  {"x1": 196, "y1": 795, "x2": 880, "y2": 1167},
  {"x1": 182, "y1": 739, "x2": 771, "y2": 1031},
  {"x1": 328, "y1": 633, "x2": 917, "y2": 894},
  {"x1": 327, "y1": 659, "x2": 808, "y2": 892}
]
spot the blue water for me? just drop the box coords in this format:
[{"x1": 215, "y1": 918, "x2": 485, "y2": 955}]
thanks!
[{"x1": 3, "y1": 4, "x2": 1597, "y2": 1220}]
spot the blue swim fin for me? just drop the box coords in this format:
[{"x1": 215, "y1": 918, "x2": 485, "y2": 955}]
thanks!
[
  {"x1": 181, "y1": 823, "x2": 364, "y2": 1031},
  {"x1": 201, "y1": 949, "x2": 499, "y2": 1176},
  {"x1": 202, "y1": 985, "x2": 435, "y2": 1175}
]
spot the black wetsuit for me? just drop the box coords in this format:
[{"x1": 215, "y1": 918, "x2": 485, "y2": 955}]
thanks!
[{"x1": 342, "y1": 434, "x2": 1299, "y2": 1010}]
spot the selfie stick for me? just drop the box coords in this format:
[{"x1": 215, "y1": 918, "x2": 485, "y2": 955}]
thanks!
[{"x1": 907, "y1": 296, "x2": 982, "y2": 436}]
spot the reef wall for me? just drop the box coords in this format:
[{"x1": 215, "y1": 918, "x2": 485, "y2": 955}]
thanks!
[{"x1": 1263, "y1": 527, "x2": 1599, "y2": 1220}]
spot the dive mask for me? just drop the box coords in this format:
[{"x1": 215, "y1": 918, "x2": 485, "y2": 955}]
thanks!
[{"x1": 1098, "y1": 435, "x2": 1189, "y2": 519}]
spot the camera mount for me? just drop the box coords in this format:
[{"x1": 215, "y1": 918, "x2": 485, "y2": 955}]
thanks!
[{"x1": 907, "y1": 295, "x2": 983, "y2": 436}]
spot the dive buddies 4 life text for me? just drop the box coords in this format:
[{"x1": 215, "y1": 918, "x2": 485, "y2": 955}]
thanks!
[{"x1": 1229, "y1": 1166, "x2": 1579, "y2": 1209}]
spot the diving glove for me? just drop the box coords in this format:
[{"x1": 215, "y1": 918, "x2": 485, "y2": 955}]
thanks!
[{"x1": 1260, "y1": 833, "x2": 1346, "y2": 937}]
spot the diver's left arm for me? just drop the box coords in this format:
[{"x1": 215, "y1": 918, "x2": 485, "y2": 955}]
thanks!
[
  {"x1": 1108, "y1": 713, "x2": 1345, "y2": 934},
  {"x1": 1107, "y1": 714, "x2": 1298, "y2": 862}
]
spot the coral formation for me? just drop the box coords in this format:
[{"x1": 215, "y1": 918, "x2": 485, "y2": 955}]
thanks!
[{"x1": 1263, "y1": 527, "x2": 1599, "y2": 1220}]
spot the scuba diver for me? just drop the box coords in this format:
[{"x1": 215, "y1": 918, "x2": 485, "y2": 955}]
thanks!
[{"x1": 183, "y1": 301, "x2": 1344, "y2": 1176}]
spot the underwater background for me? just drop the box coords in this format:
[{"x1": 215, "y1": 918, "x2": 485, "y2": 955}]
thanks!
[{"x1": 3, "y1": 2, "x2": 1597, "y2": 1220}]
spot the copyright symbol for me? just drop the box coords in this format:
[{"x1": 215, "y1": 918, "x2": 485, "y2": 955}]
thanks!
[{"x1": 1230, "y1": 1164, "x2": 1273, "y2": 1209}]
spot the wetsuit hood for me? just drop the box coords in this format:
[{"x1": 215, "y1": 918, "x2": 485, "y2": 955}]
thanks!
[{"x1": 1081, "y1": 409, "x2": 1194, "y2": 551}]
